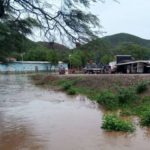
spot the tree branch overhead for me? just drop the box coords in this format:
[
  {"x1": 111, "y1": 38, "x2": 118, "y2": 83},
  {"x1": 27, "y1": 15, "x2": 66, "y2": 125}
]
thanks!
[{"x1": 0, "y1": 0, "x2": 103, "y2": 43}]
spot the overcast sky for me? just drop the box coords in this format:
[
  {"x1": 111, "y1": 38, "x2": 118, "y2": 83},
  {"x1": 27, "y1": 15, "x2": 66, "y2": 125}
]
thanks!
[
  {"x1": 30, "y1": 0, "x2": 150, "y2": 43},
  {"x1": 91, "y1": 0, "x2": 150, "y2": 39}
]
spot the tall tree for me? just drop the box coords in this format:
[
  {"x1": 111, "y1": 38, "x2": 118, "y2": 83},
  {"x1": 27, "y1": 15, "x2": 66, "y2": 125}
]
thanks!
[{"x1": 0, "y1": 0, "x2": 102, "y2": 43}]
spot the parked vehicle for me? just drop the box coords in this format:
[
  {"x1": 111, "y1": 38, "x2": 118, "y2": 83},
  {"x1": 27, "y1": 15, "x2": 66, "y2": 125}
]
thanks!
[
  {"x1": 59, "y1": 65, "x2": 65, "y2": 75},
  {"x1": 83, "y1": 63, "x2": 111, "y2": 74}
]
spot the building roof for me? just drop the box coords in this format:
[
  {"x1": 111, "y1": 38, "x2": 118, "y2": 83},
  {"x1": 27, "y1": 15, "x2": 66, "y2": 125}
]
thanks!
[{"x1": 116, "y1": 60, "x2": 150, "y2": 66}]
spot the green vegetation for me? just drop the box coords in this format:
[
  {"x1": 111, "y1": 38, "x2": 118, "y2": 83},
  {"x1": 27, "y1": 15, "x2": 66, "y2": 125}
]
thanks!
[
  {"x1": 115, "y1": 43, "x2": 150, "y2": 60},
  {"x1": 59, "y1": 80, "x2": 78, "y2": 95},
  {"x1": 61, "y1": 82, "x2": 73, "y2": 91},
  {"x1": 117, "y1": 87, "x2": 138, "y2": 105},
  {"x1": 101, "y1": 114, "x2": 135, "y2": 132},
  {"x1": 69, "y1": 52, "x2": 83, "y2": 68},
  {"x1": 0, "y1": 13, "x2": 40, "y2": 62},
  {"x1": 140, "y1": 111, "x2": 150, "y2": 127},
  {"x1": 132, "y1": 96, "x2": 150, "y2": 116},
  {"x1": 32, "y1": 75, "x2": 150, "y2": 131},
  {"x1": 96, "y1": 90, "x2": 118, "y2": 110},
  {"x1": 103, "y1": 33, "x2": 150, "y2": 49},
  {"x1": 67, "y1": 88, "x2": 77, "y2": 95},
  {"x1": 136, "y1": 81, "x2": 149, "y2": 94},
  {"x1": 23, "y1": 45, "x2": 59, "y2": 64}
]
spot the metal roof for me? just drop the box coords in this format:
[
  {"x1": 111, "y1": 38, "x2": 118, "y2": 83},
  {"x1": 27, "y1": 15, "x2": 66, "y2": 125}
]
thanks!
[{"x1": 116, "y1": 60, "x2": 150, "y2": 66}]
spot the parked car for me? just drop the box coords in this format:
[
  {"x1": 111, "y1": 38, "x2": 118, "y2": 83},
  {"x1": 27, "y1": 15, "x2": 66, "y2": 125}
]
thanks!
[{"x1": 59, "y1": 66, "x2": 65, "y2": 75}]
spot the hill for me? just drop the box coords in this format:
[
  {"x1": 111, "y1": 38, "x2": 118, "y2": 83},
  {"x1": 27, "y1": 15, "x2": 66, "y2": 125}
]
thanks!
[
  {"x1": 37, "y1": 41, "x2": 69, "y2": 51},
  {"x1": 74, "y1": 33, "x2": 150, "y2": 52},
  {"x1": 71, "y1": 33, "x2": 150, "y2": 65},
  {"x1": 102, "y1": 33, "x2": 150, "y2": 48}
]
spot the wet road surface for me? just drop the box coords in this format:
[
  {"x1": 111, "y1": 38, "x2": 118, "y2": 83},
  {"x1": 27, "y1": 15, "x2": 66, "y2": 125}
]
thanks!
[{"x1": 0, "y1": 74, "x2": 150, "y2": 150}]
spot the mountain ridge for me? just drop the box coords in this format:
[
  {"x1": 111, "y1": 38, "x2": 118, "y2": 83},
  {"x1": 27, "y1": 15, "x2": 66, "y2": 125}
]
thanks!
[{"x1": 102, "y1": 33, "x2": 150, "y2": 48}]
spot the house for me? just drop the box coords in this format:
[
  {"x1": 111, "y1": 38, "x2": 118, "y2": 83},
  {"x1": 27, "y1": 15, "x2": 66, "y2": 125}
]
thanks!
[{"x1": 115, "y1": 55, "x2": 150, "y2": 73}]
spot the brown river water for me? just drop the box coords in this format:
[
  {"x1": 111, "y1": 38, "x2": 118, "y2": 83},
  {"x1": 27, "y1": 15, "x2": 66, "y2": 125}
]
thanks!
[{"x1": 0, "y1": 74, "x2": 150, "y2": 150}]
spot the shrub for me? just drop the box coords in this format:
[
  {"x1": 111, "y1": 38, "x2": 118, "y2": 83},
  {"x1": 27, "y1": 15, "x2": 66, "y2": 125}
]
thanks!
[
  {"x1": 136, "y1": 82, "x2": 148, "y2": 94},
  {"x1": 59, "y1": 80, "x2": 78, "y2": 91},
  {"x1": 101, "y1": 114, "x2": 135, "y2": 132},
  {"x1": 67, "y1": 87, "x2": 76, "y2": 95},
  {"x1": 58, "y1": 79, "x2": 78, "y2": 95},
  {"x1": 96, "y1": 91, "x2": 118, "y2": 110},
  {"x1": 62, "y1": 82, "x2": 72, "y2": 90},
  {"x1": 117, "y1": 87, "x2": 137, "y2": 104},
  {"x1": 140, "y1": 111, "x2": 150, "y2": 127},
  {"x1": 133, "y1": 98, "x2": 150, "y2": 116}
]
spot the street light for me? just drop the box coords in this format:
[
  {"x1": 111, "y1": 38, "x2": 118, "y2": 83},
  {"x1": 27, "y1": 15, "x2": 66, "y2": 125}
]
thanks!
[
  {"x1": 69, "y1": 54, "x2": 71, "y2": 69},
  {"x1": 21, "y1": 53, "x2": 25, "y2": 62}
]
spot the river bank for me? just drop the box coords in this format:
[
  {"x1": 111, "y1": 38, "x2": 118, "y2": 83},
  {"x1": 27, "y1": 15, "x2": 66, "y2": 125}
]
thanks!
[
  {"x1": 1, "y1": 74, "x2": 150, "y2": 150},
  {"x1": 31, "y1": 74, "x2": 150, "y2": 98},
  {"x1": 31, "y1": 74, "x2": 150, "y2": 130}
]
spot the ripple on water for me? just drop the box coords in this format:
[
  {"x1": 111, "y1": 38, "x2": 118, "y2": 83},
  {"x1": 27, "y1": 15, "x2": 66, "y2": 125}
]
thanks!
[{"x1": 0, "y1": 74, "x2": 150, "y2": 150}]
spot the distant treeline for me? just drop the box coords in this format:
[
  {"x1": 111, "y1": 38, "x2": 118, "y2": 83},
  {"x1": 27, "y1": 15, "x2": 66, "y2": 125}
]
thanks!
[{"x1": 1, "y1": 33, "x2": 150, "y2": 68}]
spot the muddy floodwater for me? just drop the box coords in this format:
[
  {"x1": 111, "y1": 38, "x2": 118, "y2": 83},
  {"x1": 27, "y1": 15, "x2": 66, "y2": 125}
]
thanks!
[{"x1": 0, "y1": 74, "x2": 150, "y2": 150}]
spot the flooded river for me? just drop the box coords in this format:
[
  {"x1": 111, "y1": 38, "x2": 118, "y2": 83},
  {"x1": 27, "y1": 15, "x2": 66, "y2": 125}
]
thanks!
[{"x1": 0, "y1": 74, "x2": 150, "y2": 150}]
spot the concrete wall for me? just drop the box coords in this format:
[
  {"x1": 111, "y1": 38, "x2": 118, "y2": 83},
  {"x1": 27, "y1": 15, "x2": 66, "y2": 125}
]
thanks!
[{"x1": 0, "y1": 61, "x2": 68, "y2": 73}]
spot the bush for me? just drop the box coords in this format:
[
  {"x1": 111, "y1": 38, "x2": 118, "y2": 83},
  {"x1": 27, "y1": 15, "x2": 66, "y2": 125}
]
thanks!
[
  {"x1": 136, "y1": 82, "x2": 148, "y2": 94},
  {"x1": 67, "y1": 88, "x2": 76, "y2": 95},
  {"x1": 59, "y1": 80, "x2": 77, "y2": 95},
  {"x1": 59, "y1": 80, "x2": 78, "y2": 91},
  {"x1": 101, "y1": 114, "x2": 135, "y2": 132},
  {"x1": 140, "y1": 111, "x2": 150, "y2": 127},
  {"x1": 96, "y1": 91, "x2": 118, "y2": 110},
  {"x1": 133, "y1": 97, "x2": 150, "y2": 116},
  {"x1": 117, "y1": 87, "x2": 137, "y2": 104},
  {"x1": 62, "y1": 82, "x2": 72, "y2": 90}
]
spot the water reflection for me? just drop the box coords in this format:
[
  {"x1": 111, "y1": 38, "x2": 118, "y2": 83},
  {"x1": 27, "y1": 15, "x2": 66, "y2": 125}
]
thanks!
[
  {"x1": 0, "y1": 74, "x2": 150, "y2": 150},
  {"x1": 0, "y1": 125, "x2": 45, "y2": 150}
]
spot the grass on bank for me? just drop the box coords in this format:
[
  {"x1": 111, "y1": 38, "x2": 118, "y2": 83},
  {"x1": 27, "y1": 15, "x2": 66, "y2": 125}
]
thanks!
[
  {"x1": 135, "y1": 81, "x2": 149, "y2": 94},
  {"x1": 31, "y1": 75, "x2": 150, "y2": 130},
  {"x1": 140, "y1": 111, "x2": 150, "y2": 127},
  {"x1": 101, "y1": 114, "x2": 135, "y2": 132}
]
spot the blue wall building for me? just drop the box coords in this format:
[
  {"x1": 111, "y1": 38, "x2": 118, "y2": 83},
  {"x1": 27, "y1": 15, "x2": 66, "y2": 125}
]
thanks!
[{"x1": 0, "y1": 61, "x2": 68, "y2": 73}]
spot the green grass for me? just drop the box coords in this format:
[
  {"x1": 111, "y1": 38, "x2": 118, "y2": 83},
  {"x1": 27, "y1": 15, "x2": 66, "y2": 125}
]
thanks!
[
  {"x1": 140, "y1": 111, "x2": 150, "y2": 127},
  {"x1": 61, "y1": 82, "x2": 72, "y2": 90},
  {"x1": 101, "y1": 114, "x2": 135, "y2": 132},
  {"x1": 136, "y1": 81, "x2": 149, "y2": 94},
  {"x1": 67, "y1": 87, "x2": 77, "y2": 95},
  {"x1": 57, "y1": 79, "x2": 100, "y2": 100},
  {"x1": 96, "y1": 90, "x2": 119, "y2": 110},
  {"x1": 132, "y1": 97, "x2": 150, "y2": 116},
  {"x1": 117, "y1": 87, "x2": 138, "y2": 105}
]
